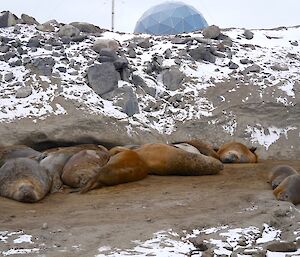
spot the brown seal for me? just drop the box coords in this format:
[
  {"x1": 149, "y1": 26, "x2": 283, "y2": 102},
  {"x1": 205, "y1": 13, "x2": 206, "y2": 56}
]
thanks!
[
  {"x1": 216, "y1": 142, "x2": 257, "y2": 163},
  {"x1": 268, "y1": 165, "x2": 298, "y2": 190},
  {"x1": 40, "y1": 144, "x2": 108, "y2": 192},
  {"x1": 0, "y1": 157, "x2": 52, "y2": 203},
  {"x1": 0, "y1": 145, "x2": 42, "y2": 167},
  {"x1": 273, "y1": 174, "x2": 300, "y2": 205},
  {"x1": 81, "y1": 149, "x2": 148, "y2": 193},
  {"x1": 172, "y1": 139, "x2": 219, "y2": 159},
  {"x1": 62, "y1": 149, "x2": 110, "y2": 188},
  {"x1": 134, "y1": 143, "x2": 223, "y2": 176}
]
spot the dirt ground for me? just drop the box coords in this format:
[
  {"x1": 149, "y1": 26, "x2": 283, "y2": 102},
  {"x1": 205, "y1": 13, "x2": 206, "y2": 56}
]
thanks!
[{"x1": 0, "y1": 160, "x2": 300, "y2": 256}]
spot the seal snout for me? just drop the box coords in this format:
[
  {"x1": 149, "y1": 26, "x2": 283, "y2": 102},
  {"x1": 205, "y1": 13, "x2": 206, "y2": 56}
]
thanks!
[
  {"x1": 221, "y1": 152, "x2": 238, "y2": 163},
  {"x1": 17, "y1": 184, "x2": 37, "y2": 203}
]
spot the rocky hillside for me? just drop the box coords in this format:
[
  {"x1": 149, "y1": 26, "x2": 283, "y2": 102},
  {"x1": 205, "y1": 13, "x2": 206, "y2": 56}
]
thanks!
[{"x1": 0, "y1": 11, "x2": 299, "y2": 159}]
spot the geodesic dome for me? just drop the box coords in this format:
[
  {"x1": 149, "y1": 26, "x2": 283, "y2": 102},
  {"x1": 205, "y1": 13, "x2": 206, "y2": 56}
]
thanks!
[{"x1": 134, "y1": 1, "x2": 208, "y2": 35}]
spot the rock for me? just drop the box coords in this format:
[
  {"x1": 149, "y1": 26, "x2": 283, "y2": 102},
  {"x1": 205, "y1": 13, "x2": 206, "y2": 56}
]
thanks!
[
  {"x1": 87, "y1": 63, "x2": 119, "y2": 96},
  {"x1": 92, "y1": 39, "x2": 120, "y2": 53},
  {"x1": 162, "y1": 67, "x2": 185, "y2": 91},
  {"x1": 244, "y1": 29, "x2": 254, "y2": 40},
  {"x1": 189, "y1": 46, "x2": 216, "y2": 63},
  {"x1": 113, "y1": 57, "x2": 129, "y2": 70},
  {"x1": 27, "y1": 37, "x2": 41, "y2": 48},
  {"x1": 70, "y1": 22, "x2": 104, "y2": 34},
  {"x1": 290, "y1": 40, "x2": 298, "y2": 46},
  {"x1": 189, "y1": 237, "x2": 208, "y2": 251},
  {"x1": 136, "y1": 37, "x2": 152, "y2": 48},
  {"x1": 270, "y1": 64, "x2": 289, "y2": 71},
  {"x1": 58, "y1": 24, "x2": 80, "y2": 38},
  {"x1": 4, "y1": 72, "x2": 15, "y2": 82},
  {"x1": 21, "y1": 13, "x2": 39, "y2": 25},
  {"x1": 202, "y1": 25, "x2": 221, "y2": 39},
  {"x1": 132, "y1": 74, "x2": 156, "y2": 97},
  {"x1": 128, "y1": 48, "x2": 136, "y2": 58},
  {"x1": 266, "y1": 241, "x2": 297, "y2": 252},
  {"x1": 0, "y1": 11, "x2": 18, "y2": 28},
  {"x1": 0, "y1": 45, "x2": 9, "y2": 53},
  {"x1": 98, "y1": 48, "x2": 118, "y2": 63},
  {"x1": 240, "y1": 58, "x2": 253, "y2": 64},
  {"x1": 16, "y1": 86, "x2": 32, "y2": 98},
  {"x1": 36, "y1": 22, "x2": 55, "y2": 32},
  {"x1": 242, "y1": 64, "x2": 261, "y2": 74},
  {"x1": 31, "y1": 57, "x2": 56, "y2": 76},
  {"x1": 0, "y1": 52, "x2": 16, "y2": 62},
  {"x1": 42, "y1": 223, "x2": 48, "y2": 230},
  {"x1": 164, "y1": 48, "x2": 172, "y2": 59},
  {"x1": 228, "y1": 61, "x2": 239, "y2": 69}
]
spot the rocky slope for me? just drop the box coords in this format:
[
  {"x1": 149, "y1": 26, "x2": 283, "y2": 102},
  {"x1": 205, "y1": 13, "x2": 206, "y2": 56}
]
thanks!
[{"x1": 0, "y1": 11, "x2": 299, "y2": 159}]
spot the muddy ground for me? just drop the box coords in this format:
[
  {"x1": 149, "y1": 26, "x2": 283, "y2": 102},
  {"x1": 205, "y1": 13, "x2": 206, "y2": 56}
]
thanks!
[{"x1": 0, "y1": 160, "x2": 300, "y2": 256}]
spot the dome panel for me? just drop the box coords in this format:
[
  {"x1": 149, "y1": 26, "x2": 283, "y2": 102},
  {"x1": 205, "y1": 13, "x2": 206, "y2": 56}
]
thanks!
[{"x1": 134, "y1": 1, "x2": 208, "y2": 35}]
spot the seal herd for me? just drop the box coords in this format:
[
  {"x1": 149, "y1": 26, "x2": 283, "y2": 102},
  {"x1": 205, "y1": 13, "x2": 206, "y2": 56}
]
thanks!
[{"x1": 0, "y1": 140, "x2": 299, "y2": 205}]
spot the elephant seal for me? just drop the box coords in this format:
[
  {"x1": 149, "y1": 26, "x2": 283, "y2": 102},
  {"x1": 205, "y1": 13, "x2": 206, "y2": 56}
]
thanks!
[
  {"x1": 172, "y1": 139, "x2": 219, "y2": 159},
  {"x1": 81, "y1": 149, "x2": 148, "y2": 193},
  {"x1": 0, "y1": 145, "x2": 41, "y2": 167},
  {"x1": 268, "y1": 165, "x2": 298, "y2": 190},
  {"x1": 134, "y1": 143, "x2": 223, "y2": 176},
  {"x1": 62, "y1": 149, "x2": 110, "y2": 188},
  {"x1": 216, "y1": 142, "x2": 257, "y2": 163},
  {"x1": 273, "y1": 174, "x2": 300, "y2": 205},
  {"x1": 0, "y1": 157, "x2": 51, "y2": 203},
  {"x1": 40, "y1": 144, "x2": 108, "y2": 192}
]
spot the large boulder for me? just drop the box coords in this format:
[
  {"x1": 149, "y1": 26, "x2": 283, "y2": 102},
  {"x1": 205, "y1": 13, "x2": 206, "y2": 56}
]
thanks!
[
  {"x1": 189, "y1": 46, "x2": 216, "y2": 63},
  {"x1": 162, "y1": 67, "x2": 185, "y2": 91},
  {"x1": 69, "y1": 22, "x2": 104, "y2": 34},
  {"x1": 87, "y1": 63, "x2": 120, "y2": 96},
  {"x1": 92, "y1": 39, "x2": 120, "y2": 53},
  {"x1": 58, "y1": 24, "x2": 80, "y2": 38},
  {"x1": 21, "y1": 14, "x2": 39, "y2": 25},
  {"x1": 0, "y1": 11, "x2": 18, "y2": 28}
]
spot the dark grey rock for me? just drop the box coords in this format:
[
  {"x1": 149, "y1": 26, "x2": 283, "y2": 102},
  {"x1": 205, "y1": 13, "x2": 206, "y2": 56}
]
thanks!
[
  {"x1": 45, "y1": 37, "x2": 62, "y2": 47},
  {"x1": 202, "y1": 25, "x2": 221, "y2": 39},
  {"x1": 87, "y1": 63, "x2": 119, "y2": 96},
  {"x1": 170, "y1": 37, "x2": 191, "y2": 44},
  {"x1": 290, "y1": 40, "x2": 298, "y2": 46},
  {"x1": 242, "y1": 64, "x2": 261, "y2": 74},
  {"x1": 4, "y1": 72, "x2": 15, "y2": 82},
  {"x1": 162, "y1": 67, "x2": 184, "y2": 91},
  {"x1": 70, "y1": 22, "x2": 104, "y2": 34},
  {"x1": 128, "y1": 48, "x2": 136, "y2": 58},
  {"x1": 17, "y1": 47, "x2": 27, "y2": 55},
  {"x1": 189, "y1": 46, "x2": 216, "y2": 63},
  {"x1": 60, "y1": 36, "x2": 71, "y2": 44},
  {"x1": 0, "y1": 45, "x2": 9, "y2": 53},
  {"x1": 228, "y1": 61, "x2": 239, "y2": 69},
  {"x1": 57, "y1": 67, "x2": 67, "y2": 73},
  {"x1": 0, "y1": 52, "x2": 16, "y2": 62},
  {"x1": 164, "y1": 48, "x2": 172, "y2": 59},
  {"x1": 16, "y1": 86, "x2": 32, "y2": 98},
  {"x1": 27, "y1": 37, "x2": 41, "y2": 48},
  {"x1": 132, "y1": 74, "x2": 156, "y2": 97},
  {"x1": 240, "y1": 58, "x2": 253, "y2": 64},
  {"x1": 114, "y1": 57, "x2": 129, "y2": 70},
  {"x1": 244, "y1": 29, "x2": 254, "y2": 40},
  {"x1": 58, "y1": 24, "x2": 80, "y2": 38},
  {"x1": 71, "y1": 35, "x2": 87, "y2": 42},
  {"x1": 136, "y1": 38, "x2": 152, "y2": 48},
  {"x1": 270, "y1": 64, "x2": 289, "y2": 71},
  {"x1": 99, "y1": 48, "x2": 118, "y2": 62},
  {"x1": 266, "y1": 241, "x2": 297, "y2": 252},
  {"x1": 31, "y1": 57, "x2": 56, "y2": 76},
  {"x1": 0, "y1": 11, "x2": 18, "y2": 28},
  {"x1": 9, "y1": 58, "x2": 22, "y2": 67},
  {"x1": 21, "y1": 13, "x2": 39, "y2": 25}
]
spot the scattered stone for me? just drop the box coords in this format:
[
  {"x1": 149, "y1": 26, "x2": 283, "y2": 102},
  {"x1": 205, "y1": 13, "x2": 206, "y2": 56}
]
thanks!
[
  {"x1": 128, "y1": 48, "x2": 136, "y2": 58},
  {"x1": 4, "y1": 72, "x2": 15, "y2": 82},
  {"x1": 267, "y1": 241, "x2": 297, "y2": 252},
  {"x1": 242, "y1": 64, "x2": 261, "y2": 74},
  {"x1": 189, "y1": 46, "x2": 216, "y2": 63},
  {"x1": 162, "y1": 67, "x2": 184, "y2": 91},
  {"x1": 87, "y1": 63, "x2": 119, "y2": 96},
  {"x1": 189, "y1": 237, "x2": 208, "y2": 251},
  {"x1": 0, "y1": 11, "x2": 18, "y2": 28},
  {"x1": 98, "y1": 48, "x2": 118, "y2": 63},
  {"x1": 16, "y1": 86, "x2": 32, "y2": 98},
  {"x1": 136, "y1": 37, "x2": 153, "y2": 48},
  {"x1": 240, "y1": 58, "x2": 253, "y2": 64},
  {"x1": 21, "y1": 13, "x2": 39, "y2": 25},
  {"x1": 270, "y1": 64, "x2": 289, "y2": 71},
  {"x1": 31, "y1": 57, "x2": 55, "y2": 76},
  {"x1": 164, "y1": 48, "x2": 172, "y2": 59},
  {"x1": 0, "y1": 45, "x2": 9, "y2": 53},
  {"x1": 202, "y1": 25, "x2": 221, "y2": 39},
  {"x1": 57, "y1": 67, "x2": 67, "y2": 73},
  {"x1": 70, "y1": 22, "x2": 104, "y2": 34},
  {"x1": 58, "y1": 24, "x2": 80, "y2": 38},
  {"x1": 244, "y1": 29, "x2": 254, "y2": 40},
  {"x1": 228, "y1": 61, "x2": 239, "y2": 69},
  {"x1": 132, "y1": 74, "x2": 156, "y2": 97},
  {"x1": 36, "y1": 22, "x2": 55, "y2": 32},
  {"x1": 92, "y1": 38, "x2": 120, "y2": 53},
  {"x1": 27, "y1": 37, "x2": 41, "y2": 48},
  {"x1": 42, "y1": 223, "x2": 48, "y2": 230},
  {"x1": 290, "y1": 40, "x2": 298, "y2": 46}
]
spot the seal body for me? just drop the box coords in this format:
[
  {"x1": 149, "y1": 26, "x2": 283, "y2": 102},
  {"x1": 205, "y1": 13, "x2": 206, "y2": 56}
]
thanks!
[
  {"x1": 269, "y1": 165, "x2": 298, "y2": 190},
  {"x1": 0, "y1": 158, "x2": 51, "y2": 203},
  {"x1": 62, "y1": 149, "x2": 110, "y2": 188},
  {"x1": 273, "y1": 174, "x2": 300, "y2": 205},
  {"x1": 216, "y1": 142, "x2": 257, "y2": 163},
  {"x1": 135, "y1": 143, "x2": 223, "y2": 176},
  {"x1": 40, "y1": 144, "x2": 108, "y2": 192},
  {"x1": 81, "y1": 149, "x2": 148, "y2": 193},
  {"x1": 0, "y1": 145, "x2": 41, "y2": 167},
  {"x1": 172, "y1": 139, "x2": 219, "y2": 160}
]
